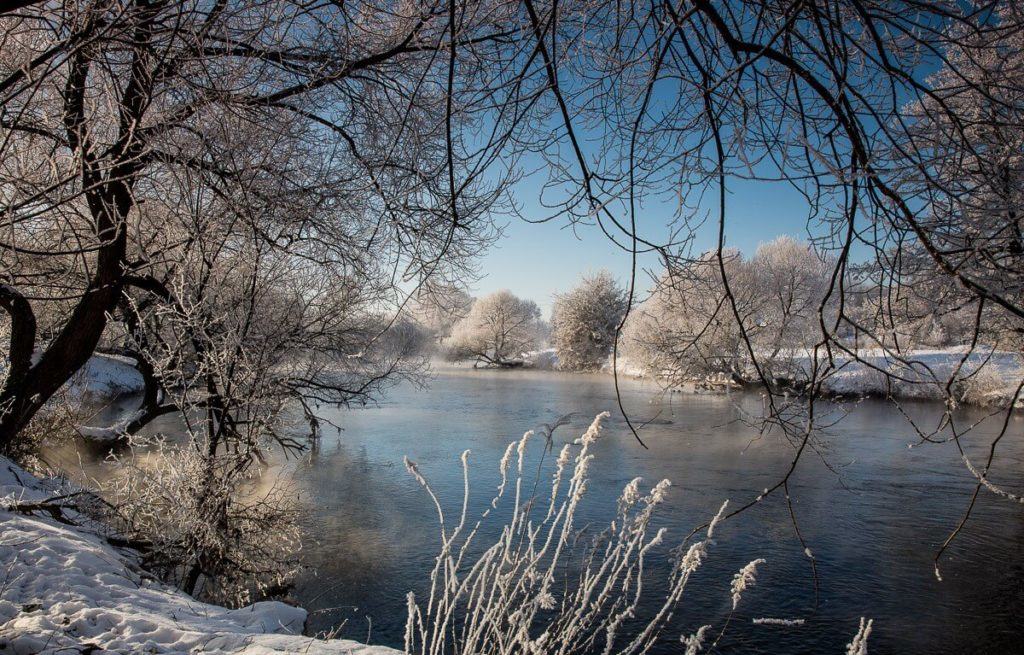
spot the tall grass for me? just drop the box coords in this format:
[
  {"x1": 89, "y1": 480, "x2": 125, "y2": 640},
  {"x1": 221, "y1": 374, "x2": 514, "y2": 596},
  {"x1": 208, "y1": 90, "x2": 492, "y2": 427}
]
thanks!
[{"x1": 402, "y1": 412, "x2": 873, "y2": 654}]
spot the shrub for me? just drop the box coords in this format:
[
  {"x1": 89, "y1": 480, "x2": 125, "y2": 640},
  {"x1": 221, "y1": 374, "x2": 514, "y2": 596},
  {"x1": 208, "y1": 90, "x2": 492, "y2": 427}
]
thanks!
[
  {"x1": 551, "y1": 272, "x2": 627, "y2": 371},
  {"x1": 104, "y1": 441, "x2": 301, "y2": 606}
]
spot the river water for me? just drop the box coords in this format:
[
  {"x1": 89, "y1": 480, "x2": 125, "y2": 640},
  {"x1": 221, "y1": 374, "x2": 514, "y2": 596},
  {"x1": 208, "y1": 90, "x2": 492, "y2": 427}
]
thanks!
[
  {"x1": 281, "y1": 367, "x2": 1024, "y2": 654},
  {"x1": 61, "y1": 366, "x2": 1024, "y2": 653}
]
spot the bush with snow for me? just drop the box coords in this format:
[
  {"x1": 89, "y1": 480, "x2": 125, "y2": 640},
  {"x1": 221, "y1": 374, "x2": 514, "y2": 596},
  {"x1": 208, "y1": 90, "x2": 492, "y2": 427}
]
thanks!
[
  {"x1": 103, "y1": 442, "x2": 303, "y2": 607},
  {"x1": 0, "y1": 456, "x2": 398, "y2": 655},
  {"x1": 551, "y1": 271, "x2": 627, "y2": 371},
  {"x1": 954, "y1": 365, "x2": 1013, "y2": 407}
]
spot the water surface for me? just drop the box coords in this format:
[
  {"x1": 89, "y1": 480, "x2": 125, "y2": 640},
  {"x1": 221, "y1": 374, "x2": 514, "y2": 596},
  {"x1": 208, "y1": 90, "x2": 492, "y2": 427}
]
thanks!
[{"x1": 288, "y1": 367, "x2": 1024, "y2": 654}]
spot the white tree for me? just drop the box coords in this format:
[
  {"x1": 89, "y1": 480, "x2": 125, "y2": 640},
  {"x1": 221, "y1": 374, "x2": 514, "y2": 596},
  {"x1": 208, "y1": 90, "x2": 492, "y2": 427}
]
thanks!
[
  {"x1": 551, "y1": 271, "x2": 627, "y2": 370},
  {"x1": 896, "y1": 2, "x2": 1024, "y2": 351},
  {"x1": 620, "y1": 250, "x2": 757, "y2": 385},
  {"x1": 406, "y1": 285, "x2": 475, "y2": 348},
  {"x1": 444, "y1": 290, "x2": 541, "y2": 367},
  {"x1": 749, "y1": 237, "x2": 834, "y2": 366},
  {"x1": 621, "y1": 239, "x2": 833, "y2": 385}
]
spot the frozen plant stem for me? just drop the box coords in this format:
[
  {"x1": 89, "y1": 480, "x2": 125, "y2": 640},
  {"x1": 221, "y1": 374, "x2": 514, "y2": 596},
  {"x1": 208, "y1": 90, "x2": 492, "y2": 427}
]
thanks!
[
  {"x1": 403, "y1": 413, "x2": 719, "y2": 655},
  {"x1": 402, "y1": 414, "x2": 874, "y2": 655}
]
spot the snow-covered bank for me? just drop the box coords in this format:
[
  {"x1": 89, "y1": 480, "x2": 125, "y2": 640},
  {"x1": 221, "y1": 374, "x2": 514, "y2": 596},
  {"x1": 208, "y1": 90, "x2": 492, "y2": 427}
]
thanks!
[
  {"x1": 520, "y1": 347, "x2": 558, "y2": 370},
  {"x1": 817, "y1": 347, "x2": 1024, "y2": 406},
  {"x1": 603, "y1": 347, "x2": 1024, "y2": 408},
  {"x1": 0, "y1": 458, "x2": 399, "y2": 655},
  {"x1": 67, "y1": 354, "x2": 146, "y2": 400}
]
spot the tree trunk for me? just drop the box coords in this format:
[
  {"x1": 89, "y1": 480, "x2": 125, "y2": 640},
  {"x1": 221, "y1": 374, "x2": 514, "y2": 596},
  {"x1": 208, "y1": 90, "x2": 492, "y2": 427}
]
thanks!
[{"x1": 0, "y1": 185, "x2": 130, "y2": 452}]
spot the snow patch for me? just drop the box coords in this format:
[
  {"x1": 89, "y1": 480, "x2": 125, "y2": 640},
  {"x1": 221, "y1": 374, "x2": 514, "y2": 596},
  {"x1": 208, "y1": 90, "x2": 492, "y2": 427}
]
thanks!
[
  {"x1": 603, "y1": 346, "x2": 1024, "y2": 407},
  {"x1": 521, "y1": 348, "x2": 558, "y2": 370},
  {"x1": 818, "y1": 348, "x2": 1024, "y2": 406},
  {"x1": 77, "y1": 408, "x2": 147, "y2": 442},
  {"x1": 66, "y1": 354, "x2": 146, "y2": 400},
  {"x1": 0, "y1": 457, "x2": 400, "y2": 655}
]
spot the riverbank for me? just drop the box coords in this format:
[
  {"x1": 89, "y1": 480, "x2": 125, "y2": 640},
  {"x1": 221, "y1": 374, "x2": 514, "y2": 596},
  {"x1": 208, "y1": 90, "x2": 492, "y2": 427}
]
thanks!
[
  {"x1": 514, "y1": 347, "x2": 1024, "y2": 409},
  {"x1": 0, "y1": 456, "x2": 399, "y2": 655}
]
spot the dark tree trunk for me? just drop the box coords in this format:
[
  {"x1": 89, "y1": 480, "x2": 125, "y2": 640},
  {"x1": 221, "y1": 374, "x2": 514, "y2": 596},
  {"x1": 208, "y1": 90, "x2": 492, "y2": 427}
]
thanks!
[
  {"x1": 0, "y1": 202, "x2": 128, "y2": 451},
  {"x1": 0, "y1": 2, "x2": 159, "y2": 453}
]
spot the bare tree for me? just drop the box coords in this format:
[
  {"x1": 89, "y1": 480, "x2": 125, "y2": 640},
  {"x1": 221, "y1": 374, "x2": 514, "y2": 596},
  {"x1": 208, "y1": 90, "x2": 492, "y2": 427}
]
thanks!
[
  {"x1": 0, "y1": 0, "x2": 515, "y2": 452},
  {"x1": 445, "y1": 289, "x2": 541, "y2": 367}
]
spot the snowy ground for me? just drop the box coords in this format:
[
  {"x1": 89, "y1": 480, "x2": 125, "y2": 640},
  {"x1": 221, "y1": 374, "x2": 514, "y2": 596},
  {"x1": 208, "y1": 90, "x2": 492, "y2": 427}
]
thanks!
[
  {"x1": 66, "y1": 354, "x2": 146, "y2": 401},
  {"x1": 0, "y1": 457, "x2": 400, "y2": 655},
  {"x1": 599, "y1": 347, "x2": 1024, "y2": 407},
  {"x1": 812, "y1": 347, "x2": 1024, "y2": 407}
]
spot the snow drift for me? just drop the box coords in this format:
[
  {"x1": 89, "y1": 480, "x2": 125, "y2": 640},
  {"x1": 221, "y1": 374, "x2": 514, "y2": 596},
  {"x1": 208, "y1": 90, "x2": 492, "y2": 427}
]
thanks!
[{"x1": 66, "y1": 354, "x2": 146, "y2": 400}]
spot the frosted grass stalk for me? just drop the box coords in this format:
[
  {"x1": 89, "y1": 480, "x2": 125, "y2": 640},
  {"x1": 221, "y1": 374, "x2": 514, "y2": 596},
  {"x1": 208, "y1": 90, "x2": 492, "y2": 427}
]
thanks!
[{"x1": 403, "y1": 413, "x2": 867, "y2": 655}]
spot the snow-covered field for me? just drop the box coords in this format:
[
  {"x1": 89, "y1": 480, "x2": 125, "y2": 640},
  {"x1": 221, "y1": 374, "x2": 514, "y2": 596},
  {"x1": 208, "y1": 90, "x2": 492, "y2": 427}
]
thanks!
[{"x1": 0, "y1": 458, "x2": 399, "y2": 655}]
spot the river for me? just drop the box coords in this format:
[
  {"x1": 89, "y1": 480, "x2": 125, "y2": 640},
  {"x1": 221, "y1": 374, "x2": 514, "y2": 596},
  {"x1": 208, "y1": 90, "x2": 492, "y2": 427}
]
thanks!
[
  {"x1": 285, "y1": 366, "x2": 1024, "y2": 654},
  {"x1": 61, "y1": 366, "x2": 1024, "y2": 653}
]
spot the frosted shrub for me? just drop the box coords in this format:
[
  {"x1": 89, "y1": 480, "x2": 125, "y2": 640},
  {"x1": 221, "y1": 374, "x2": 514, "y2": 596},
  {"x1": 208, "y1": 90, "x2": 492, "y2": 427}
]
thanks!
[
  {"x1": 1, "y1": 392, "x2": 81, "y2": 472},
  {"x1": 103, "y1": 440, "x2": 301, "y2": 606},
  {"x1": 402, "y1": 413, "x2": 872, "y2": 655},
  {"x1": 953, "y1": 365, "x2": 1011, "y2": 408},
  {"x1": 551, "y1": 272, "x2": 628, "y2": 371}
]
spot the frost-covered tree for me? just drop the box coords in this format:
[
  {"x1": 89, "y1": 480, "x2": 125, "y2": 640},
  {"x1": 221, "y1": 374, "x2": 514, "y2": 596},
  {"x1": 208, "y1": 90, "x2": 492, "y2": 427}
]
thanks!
[
  {"x1": 551, "y1": 271, "x2": 627, "y2": 370},
  {"x1": 0, "y1": 0, "x2": 508, "y2": 453},
  {"x1": 445, "y1": 290, "x2": 541, "y2": 367},
  {"x1": 622, "y1": 240, "x2": 832, "y2": 385},
  {"x1": 894, "y1": 2, "x2": 1024, "y2": 351},
  {"x1": 407, "y1": 285, "x2": 475, "y2": 348},
  {"x1": 0, "y1": 0, "x2": 510, "y2": 600},
  {"x1": 748, "y1": 237, "x2": 835, "y2": 370},
  {"x1": 621, "y1": 251, "x2": 754, "y2": 384}
]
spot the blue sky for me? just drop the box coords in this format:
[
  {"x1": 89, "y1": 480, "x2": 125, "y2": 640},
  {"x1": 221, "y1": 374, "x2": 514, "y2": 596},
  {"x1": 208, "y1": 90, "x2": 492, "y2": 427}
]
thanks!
[
  {"x1": 461, "y1": 21, "x2": 937, "y2": 318},
  {"x1": 471, "y1": 174, "x2": 819, "y2": 317}
]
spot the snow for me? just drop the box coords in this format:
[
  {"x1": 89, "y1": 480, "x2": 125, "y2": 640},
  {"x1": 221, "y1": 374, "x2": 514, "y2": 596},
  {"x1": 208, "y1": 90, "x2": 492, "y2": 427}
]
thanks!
[
  {"x1": 602, "y1": 346, "x2": 1024, "y2": 407},
  {"x1": 816, "y1": 347, "x2": 1024, "y2": 406},
  {"x1": 66, "y1": 354, "x2": 146, "y2": 400},
  {"x1": 0, "y1": 457, "x2": 401, "y2": 655},
  {"x1": 521, "y1": 348, "x2": 558, "y2": 370},
  {"x1": 76, "y1": 408, "x2": 147, "y2": 442},
  {"x1": 600, "y1": 355, "x2": 647, "y2": 379}
]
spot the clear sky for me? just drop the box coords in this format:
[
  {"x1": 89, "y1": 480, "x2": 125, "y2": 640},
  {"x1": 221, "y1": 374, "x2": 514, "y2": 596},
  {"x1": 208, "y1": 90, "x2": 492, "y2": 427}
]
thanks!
[{"x1": 470, "y1": 173, "x2": 820, "y2": 318}]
